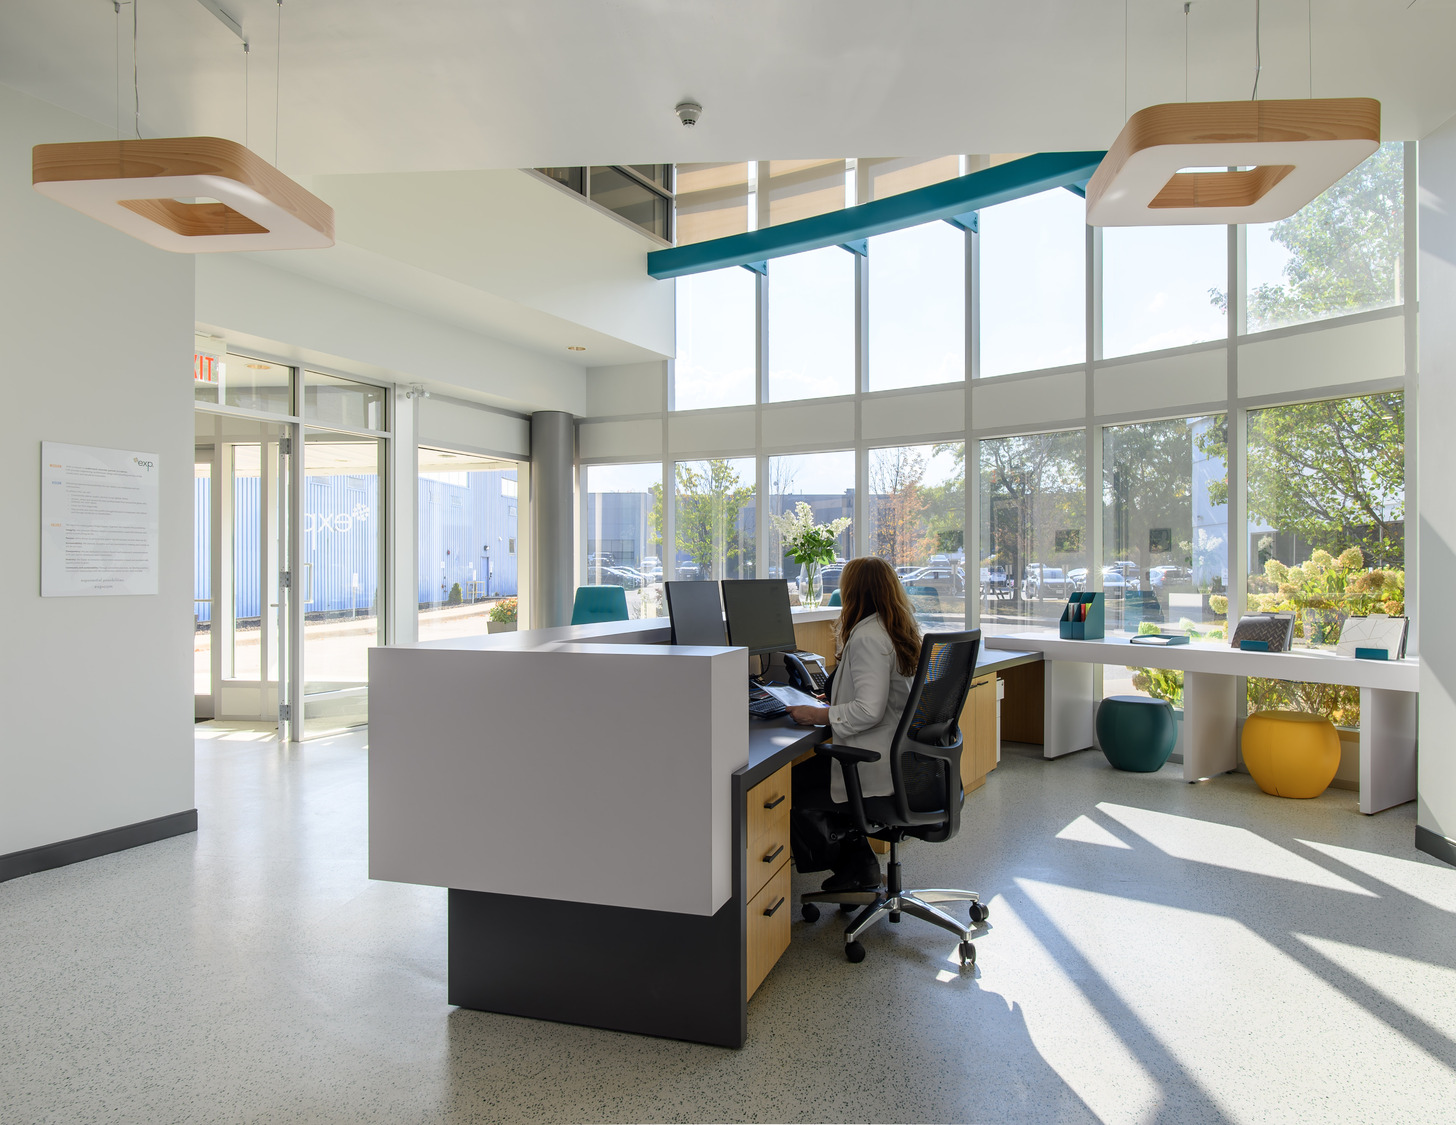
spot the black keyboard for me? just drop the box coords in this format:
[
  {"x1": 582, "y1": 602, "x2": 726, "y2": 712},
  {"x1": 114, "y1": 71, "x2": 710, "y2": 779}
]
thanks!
[{"x1": 748, "y1": 684, "x2": 788, "y2": 719}]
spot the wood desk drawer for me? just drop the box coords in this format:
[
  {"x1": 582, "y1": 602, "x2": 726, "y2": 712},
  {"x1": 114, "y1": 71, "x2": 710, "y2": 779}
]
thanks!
[
  {"x1": 747, "y1": 813, "x2": 791, "y2": 901},
  {"x1": 746, "y1": 763, "x2": 792, "y2": 845},
  {"x1": 747, "y1": 861, "x2": 791, "y2": 999}
]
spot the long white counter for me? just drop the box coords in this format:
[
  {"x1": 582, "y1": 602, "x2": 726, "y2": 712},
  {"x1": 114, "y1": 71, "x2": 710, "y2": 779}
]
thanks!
[{"x1": 986, "y1": 632, "x2": 1418, "y2": 813}]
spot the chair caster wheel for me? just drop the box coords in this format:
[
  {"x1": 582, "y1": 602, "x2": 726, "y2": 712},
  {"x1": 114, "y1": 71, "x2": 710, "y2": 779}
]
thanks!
[
  {"x1": 801, "y1": 903, "x2": 820, "y2": 923},
  {"x1": 845, "y1": 941, "x2": 866, "y2": 963},
  {"x1": 959, "y1": 941, "x2": 977, "y2": 968},
  {"x1": 969, "y1": 902, "x2": 989, "y2": 924}
]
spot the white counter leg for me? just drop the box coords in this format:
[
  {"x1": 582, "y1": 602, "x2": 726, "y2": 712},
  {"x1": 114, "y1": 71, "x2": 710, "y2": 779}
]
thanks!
[
  {"x1": 1183, "y1": 671, "x2": 1238, "y2": 781},
  {"x1": 1360, "y1": 687, "x2": 1417, "y2": 814},
  {"x1": 1044, "y1": 660, "x2": 1095, "y2": 759}
]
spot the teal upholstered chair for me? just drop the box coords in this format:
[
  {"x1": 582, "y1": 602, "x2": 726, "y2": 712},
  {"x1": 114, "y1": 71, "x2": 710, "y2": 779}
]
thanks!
[
  {"x1": 571, "y1": 585, "x2": 630, "y2": 625},
  {"x1": 1096, "y1": 695, "x2": 1177, "y2": 772},
  {"x1": 828, "y1": 589, "x2": 841, "y2": 607}
]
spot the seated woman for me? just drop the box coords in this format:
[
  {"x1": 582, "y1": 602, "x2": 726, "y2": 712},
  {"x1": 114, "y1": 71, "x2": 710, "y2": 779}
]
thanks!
[{"x1": 786, "y1": 555, "x2": 923, "y2": 893}]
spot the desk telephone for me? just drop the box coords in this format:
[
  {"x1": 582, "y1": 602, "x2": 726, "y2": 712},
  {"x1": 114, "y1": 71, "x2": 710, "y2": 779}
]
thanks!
[{"x1": 777, "y1": 651, "x2": 829, "y2": 695}]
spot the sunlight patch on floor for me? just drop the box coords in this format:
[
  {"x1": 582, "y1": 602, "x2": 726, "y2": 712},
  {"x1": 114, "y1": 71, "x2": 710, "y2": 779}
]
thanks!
[
  {"x1": 1055, "y1": 813, "x2": 1133, "y2": 849},
  {"x1": 1294, "y1": 933, "x2": 1456, "y2": 1056},
  {"x1": 1097, "y1": 802, "x2": 1376, "y2": 896},
  {"x1": 1298, "y1": 839, "x2": 1456, "y2": 914},
  {"x1": 977, "y1": 891, "x2": 1164, "y2": 1124},
  {"x1": 1015, "y1": 876, "x2": 1456, "y2": 1124}
]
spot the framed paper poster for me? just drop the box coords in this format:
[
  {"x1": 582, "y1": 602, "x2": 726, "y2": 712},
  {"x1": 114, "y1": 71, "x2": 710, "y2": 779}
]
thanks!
[{"x1": 41, "y1": 441, "x2": 160, "y2": 596}]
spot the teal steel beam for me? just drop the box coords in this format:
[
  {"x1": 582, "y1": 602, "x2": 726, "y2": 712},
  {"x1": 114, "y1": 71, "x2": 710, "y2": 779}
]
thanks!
[{"x1": 647, "y1": 151, "x2": 1106, "y2": 280}]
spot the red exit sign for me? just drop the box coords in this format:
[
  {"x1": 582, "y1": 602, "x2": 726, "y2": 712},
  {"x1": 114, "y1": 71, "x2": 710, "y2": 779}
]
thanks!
[{"x1": 194, "y1": 353, "x2": 221, "y2": 384}]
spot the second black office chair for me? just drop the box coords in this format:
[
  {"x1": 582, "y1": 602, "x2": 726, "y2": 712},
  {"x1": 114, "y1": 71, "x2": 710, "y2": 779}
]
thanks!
[{"x1": 800, "y1": 630, "x2": 987, "y2": 968}]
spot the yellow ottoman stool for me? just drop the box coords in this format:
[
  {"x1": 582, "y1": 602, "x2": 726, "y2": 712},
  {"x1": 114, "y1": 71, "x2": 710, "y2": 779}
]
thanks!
[{"x1": 1241, "y1": 711, "x2": 1341, "y2": 798}]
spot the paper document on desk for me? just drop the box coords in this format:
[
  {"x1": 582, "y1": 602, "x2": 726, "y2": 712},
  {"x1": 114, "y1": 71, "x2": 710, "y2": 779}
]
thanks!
[{"x1": 761, "y1": 683, "x2": 823, "y2": 709}]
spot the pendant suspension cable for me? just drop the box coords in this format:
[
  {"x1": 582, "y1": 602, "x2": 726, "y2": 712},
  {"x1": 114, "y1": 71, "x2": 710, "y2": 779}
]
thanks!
[
  {"x1": 1184, "y1": 3, "x2": 1190, "y2": 103},
  {"x1": 1123, "y1": 0, "x2": 1128, "y2": 122},
  {"x1": 114, "y1": 1, "x2": 121, "y2": 139},
  {"x1": 244, "y1": 40, "x2": 251, "y2": 149},
  {"x1": 132, "y1": 0, "x2": 140, "y2": 138},
  {"x1": 1308, "y1": 0, "x2": 1313, "y2": 98},
  {"x1": 1252, "y1": 0, "x2": 1263, "y2": 100},
  {"x1": 275, "y1": 0, "x2": 283, "y2": 167}
]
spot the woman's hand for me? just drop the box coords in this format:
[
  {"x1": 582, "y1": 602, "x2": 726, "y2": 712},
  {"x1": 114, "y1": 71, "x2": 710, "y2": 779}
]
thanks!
[{"x1": 787, "y1": 704, "x2": 830, "y2": 726}]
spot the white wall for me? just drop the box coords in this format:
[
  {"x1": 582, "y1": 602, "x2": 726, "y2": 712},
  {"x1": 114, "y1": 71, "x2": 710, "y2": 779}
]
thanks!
[
  {"x1": 0, "y1": 84, "x2": 195, "y2": 856},
  {"x1": 1417, "y1": 114, "x2": 1456, "y2": 855},
  {"x1": 196, "y1": 254, "x2": 589, "y2": 416}
]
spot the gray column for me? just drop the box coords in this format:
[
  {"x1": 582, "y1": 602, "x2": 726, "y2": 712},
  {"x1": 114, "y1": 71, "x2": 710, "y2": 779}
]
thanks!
[{"x1": 530, "y1": 410, "x2": 576, "y2": 628}]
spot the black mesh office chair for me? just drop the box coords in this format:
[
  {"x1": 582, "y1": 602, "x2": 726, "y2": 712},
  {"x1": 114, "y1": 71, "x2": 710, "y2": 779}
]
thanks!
[{"x1": 800, "y1": 630, "x2": 987, "y2": 968}]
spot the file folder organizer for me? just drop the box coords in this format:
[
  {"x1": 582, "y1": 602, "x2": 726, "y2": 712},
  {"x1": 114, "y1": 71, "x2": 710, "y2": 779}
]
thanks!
[{"x1": 1060, "y1": 592, "x2": 1104, "y2": 639}]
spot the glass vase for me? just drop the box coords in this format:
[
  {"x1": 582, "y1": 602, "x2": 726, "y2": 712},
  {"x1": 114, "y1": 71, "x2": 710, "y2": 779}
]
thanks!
[{"x1": 799, "y1": 561, "x2": 823, "y2": 609}]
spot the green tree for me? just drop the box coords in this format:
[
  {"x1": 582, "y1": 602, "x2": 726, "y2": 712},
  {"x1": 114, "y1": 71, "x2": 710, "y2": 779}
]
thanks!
[
  {"x1": 674, "y1": 460, "x2": 753, "y2": 580},
  {"x1": 869, "y1": 447, "x2": 930, "y2": 567},
  {"x1": 980, "y1": 432, "x2": 1084, "y2": 603},
  {"x1": 1196, "y1": 393, "x2": 1404, "y2": 565},
  {"x1": 1210, "y1": 141, "x2": 1404, "y2": 330}
]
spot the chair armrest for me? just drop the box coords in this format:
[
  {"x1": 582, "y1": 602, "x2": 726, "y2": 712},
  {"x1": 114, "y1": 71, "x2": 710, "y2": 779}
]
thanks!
[{"x1": 814, "y1": 742, "x2": 882, "y2": 764}]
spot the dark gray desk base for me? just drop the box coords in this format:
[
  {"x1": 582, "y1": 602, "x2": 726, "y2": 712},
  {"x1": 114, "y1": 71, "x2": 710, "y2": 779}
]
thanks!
[{"x1": 447, "y1": 720, "x2": 820, "y2": 1048}]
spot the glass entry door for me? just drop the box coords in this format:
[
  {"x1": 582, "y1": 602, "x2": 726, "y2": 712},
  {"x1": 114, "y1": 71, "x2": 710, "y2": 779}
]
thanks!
[
  {"x1": 194, "y1": 413, "x2": 292, "y2": 727},
  {"x1": 300, "y1": 428, "x2": 384, "y2": 737}
]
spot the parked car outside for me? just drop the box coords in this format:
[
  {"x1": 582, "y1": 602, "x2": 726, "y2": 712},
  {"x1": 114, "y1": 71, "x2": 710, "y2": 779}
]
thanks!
[
  {"x1": 597, "y1": 566, "x2": 642, "y2": 590},
  {"x1": 674, "y1": 562, "x2": 701, "y2": 580},
  {"x1": 1063, "y1": 566, "x2": 1131, "y2": 597},
  {"x1": 1022, "y1": 564, "x2": 1073, "y2": 601},
  {"x1": 1148, "y1": 565, "x2": 1192, "y2": 589},
  {"x1": 639, "y1": 556, "x2": 663, "y2": 581},
  {"x1": 907, "y1": 565, "x2": 964, "y2": 598}
]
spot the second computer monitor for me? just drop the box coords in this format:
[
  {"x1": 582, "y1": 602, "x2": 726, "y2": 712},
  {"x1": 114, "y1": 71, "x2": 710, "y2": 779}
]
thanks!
[
  {"x1": 664, "y1": 580, "x2": 728, "y2": 646},
  {"x1": 721, "y1": 579, "x2": 797, "y2": 657}
]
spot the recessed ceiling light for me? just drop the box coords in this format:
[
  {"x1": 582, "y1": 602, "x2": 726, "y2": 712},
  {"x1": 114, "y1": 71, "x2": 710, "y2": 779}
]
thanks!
[
  {"x1": 567, "y1": 346, "x2": 586, "y2": 351},
  {"x1": 246, "y1": 363, "x2": 270, "y2": 369}
]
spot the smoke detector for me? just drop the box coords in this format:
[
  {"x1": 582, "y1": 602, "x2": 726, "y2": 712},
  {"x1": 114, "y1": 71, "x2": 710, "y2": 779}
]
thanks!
[{"x1": 675, "y1": 101, "x2": 702, "y2": 128}]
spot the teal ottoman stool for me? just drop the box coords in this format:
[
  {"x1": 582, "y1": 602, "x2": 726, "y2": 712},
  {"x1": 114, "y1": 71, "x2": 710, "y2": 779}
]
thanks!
[{"x1": 1096, "y1": 695, "x2": 1177, "y2": 772}]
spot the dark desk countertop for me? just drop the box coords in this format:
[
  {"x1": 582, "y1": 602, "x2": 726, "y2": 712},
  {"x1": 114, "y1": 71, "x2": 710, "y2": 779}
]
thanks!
[{"x1": 741, "y1": 647, "x2": 1043, "y2": 787}]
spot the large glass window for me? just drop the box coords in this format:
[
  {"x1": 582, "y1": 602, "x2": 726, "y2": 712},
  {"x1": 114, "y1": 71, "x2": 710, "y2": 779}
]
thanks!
[
  {"x1": 1103, "y1": 225, "x2": 1227, "y2": 358},
  {"x1": 1101, "y1": 415, "x2": 1229, "y2": 703},
  {"x1": 674, "y1": 267, "x2": 756, "y2": 410},
  {"x1": 305, "y1": 371, "x2": 386, "y2": 431},
  {"x1": 979, "y1": 188, "x2": 1086, "y2": 377},
  {"x1": 418, "y1": 448, "x2": 522, "y2": 642},
  {"x1": 868, "y1": 222, "x2": 965, "y2": 390},
  {"x1": 978, "y1": 431, "x2": 1087, "y2": 635},
  {"x1": 868, "y1": 443, "x2": 966, "y2": 627},
  {"x1": 1241, "y1": 142, "x2": 1405, "y2": 333},
  {"x1": 672, "y1": 458, "x2": 757, "y2": 581},
  {"x1": 767, "y1": 451, "x2": 854, "y2": 598},
  {"x1": 583, "y1": 462, "x2": 664, "y2": 619},
  {"x1": 1245, "y1": 392, "x2": 1404, "y2": 647},
  {"x1": 768, "y1": 248, "x2": 855, "y2": 401},
  {"x1": 590, "y1": 166, "x2": 669, "y2": 240}
]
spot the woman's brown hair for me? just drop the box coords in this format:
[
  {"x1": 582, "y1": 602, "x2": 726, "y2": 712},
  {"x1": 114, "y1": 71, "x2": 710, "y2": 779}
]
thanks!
[{"x1": 834, "y1": 556, "x2": 922, "y2": 676}]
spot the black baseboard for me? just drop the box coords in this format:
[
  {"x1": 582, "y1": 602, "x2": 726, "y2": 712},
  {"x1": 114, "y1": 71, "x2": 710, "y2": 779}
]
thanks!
[
  {"x1": 1416, "y1": 824, "x2": 1456, "y2": 869},
  {"x1": 0, "y1": 809, "x2": 198, "y2": 884},
  {"x1": 448, "y1": 888, "x2": 745, "y2": 1048}
]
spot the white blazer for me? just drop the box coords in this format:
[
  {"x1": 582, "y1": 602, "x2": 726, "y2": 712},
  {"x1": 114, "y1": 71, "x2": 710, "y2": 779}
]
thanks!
[{"x1": 825, "y1": 613, "x2": 913, "y2": 803}]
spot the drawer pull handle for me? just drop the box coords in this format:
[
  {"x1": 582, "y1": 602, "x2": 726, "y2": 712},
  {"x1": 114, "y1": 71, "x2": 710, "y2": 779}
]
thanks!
[
  {"x1": 764, "y1": 794, "x2": 786, "y2": 810},
  {"x1": 762, "y1": 844, "x2": 784, "y2": 864},
  {"x1": 763, "y1": 896, "x2": 786, "y2": 917}
]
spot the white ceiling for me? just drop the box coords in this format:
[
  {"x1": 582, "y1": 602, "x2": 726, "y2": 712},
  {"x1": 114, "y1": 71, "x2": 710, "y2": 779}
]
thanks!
[{"x1": 5, "y1": 0, "x2": 1456, "y2": 175}]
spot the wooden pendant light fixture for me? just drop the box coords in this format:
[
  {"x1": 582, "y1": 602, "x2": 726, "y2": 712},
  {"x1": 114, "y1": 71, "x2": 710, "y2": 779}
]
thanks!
[
  {"x1": 1085, "y1": 97, "x2": 1380, "y2": 227},
  {"x1": 32, "y1": 136, "x2": 334, "y2": 252}
]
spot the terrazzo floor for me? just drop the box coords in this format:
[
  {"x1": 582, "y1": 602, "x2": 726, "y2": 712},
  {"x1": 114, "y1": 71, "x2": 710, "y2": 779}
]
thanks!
[{"x1": 3, "y1": 724, "x2": 1455, "y2": 1124}]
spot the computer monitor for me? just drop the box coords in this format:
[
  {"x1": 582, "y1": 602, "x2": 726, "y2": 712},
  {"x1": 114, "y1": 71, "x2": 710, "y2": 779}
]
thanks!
[
  {"x1": 664, "y1": 581, "x2": 727, "y2": 646},
  {"x1": 721, "y1": 579, "x2": 797, "y2": 657}
]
